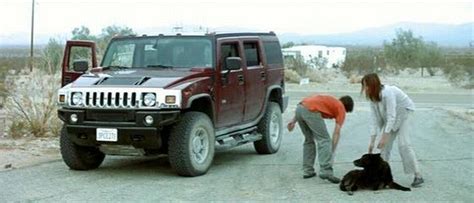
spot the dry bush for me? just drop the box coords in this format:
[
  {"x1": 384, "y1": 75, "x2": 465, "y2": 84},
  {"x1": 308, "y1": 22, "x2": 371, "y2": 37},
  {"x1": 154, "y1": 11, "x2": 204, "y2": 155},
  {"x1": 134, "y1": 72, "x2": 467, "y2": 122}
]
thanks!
[
  {"x1": 285, "y1": 69, "x2": 301, "y2": 83},
  {"x1": 306, "y1": 70, "x2": 328, "y2": 83},
  {"x1": 4, "y1": 70, "x2": 62, "y2": 138},
  {"x1": 0, "y1": 83, "x2": 5, "y2": 108},
  {"x1": 443, "y1": 63, "x2": 473, "y2": 89},
  {"x1": 304, "y1": 68, "x2": 339, "y2": 84},
  {"x1": 349, "y1": 74, "x2": 362, "y2": 84}
]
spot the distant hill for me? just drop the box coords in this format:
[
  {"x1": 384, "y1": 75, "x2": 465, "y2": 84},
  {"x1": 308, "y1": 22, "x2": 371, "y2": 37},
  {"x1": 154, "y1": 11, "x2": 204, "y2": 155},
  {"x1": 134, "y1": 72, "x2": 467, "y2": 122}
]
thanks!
[
  {"x1": 1, "y1": 22, "x2": 472, "y2": 48},
  {"x1": 278, "y1": 22, "x2": 473, "y2": 47}
]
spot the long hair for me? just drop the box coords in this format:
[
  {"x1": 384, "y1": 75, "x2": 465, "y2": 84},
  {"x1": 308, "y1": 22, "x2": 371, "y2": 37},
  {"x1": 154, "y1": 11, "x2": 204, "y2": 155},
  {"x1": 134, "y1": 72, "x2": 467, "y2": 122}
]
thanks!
[{"x1": 361, "y1": 73, "x2": 382, "y2": 102}]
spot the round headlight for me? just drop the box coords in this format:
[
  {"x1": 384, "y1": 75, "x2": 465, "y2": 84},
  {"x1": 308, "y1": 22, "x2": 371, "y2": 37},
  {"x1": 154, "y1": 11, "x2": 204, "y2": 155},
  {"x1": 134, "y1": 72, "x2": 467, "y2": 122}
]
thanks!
[
  {"x1": 143, "y1": 93, "x2": 156, "y2": 106},
  {"x1": 71, "y1": 92, "x2": 83, "y2": 105}
]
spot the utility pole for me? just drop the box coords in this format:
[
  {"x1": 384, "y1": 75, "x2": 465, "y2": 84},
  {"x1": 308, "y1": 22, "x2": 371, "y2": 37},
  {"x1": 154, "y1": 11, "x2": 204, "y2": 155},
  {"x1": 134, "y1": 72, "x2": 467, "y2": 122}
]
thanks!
[{"x1": 29, "y1": 0, "x2": 35, "y2": 72}]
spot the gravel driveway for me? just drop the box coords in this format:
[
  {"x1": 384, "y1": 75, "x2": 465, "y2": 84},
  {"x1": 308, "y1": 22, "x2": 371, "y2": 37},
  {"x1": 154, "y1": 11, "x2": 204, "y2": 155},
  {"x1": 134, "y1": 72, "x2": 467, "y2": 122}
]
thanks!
[{"x1": 0, "y1": 87, "x2": 472, "y2": 202}]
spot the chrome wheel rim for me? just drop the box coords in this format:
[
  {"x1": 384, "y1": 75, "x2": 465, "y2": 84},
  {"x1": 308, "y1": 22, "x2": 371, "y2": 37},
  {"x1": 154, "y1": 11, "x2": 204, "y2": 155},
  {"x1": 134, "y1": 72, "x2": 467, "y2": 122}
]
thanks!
[
  {"x1": 269, "y1": 112, "x2": 281, "y2": 147},
  {"x1": 191, "y1": 128, "x2": 209, "y2": 164}
]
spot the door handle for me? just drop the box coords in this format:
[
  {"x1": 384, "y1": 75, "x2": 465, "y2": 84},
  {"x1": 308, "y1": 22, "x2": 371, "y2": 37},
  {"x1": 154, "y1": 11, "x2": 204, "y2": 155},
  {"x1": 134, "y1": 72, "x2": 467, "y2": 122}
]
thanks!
[
  {"x1": 260, "y1": 71, "x2": 266, "y2": 80},
  {"x1": 238, "y1": 75, "x2": 244, "y2": 85}
]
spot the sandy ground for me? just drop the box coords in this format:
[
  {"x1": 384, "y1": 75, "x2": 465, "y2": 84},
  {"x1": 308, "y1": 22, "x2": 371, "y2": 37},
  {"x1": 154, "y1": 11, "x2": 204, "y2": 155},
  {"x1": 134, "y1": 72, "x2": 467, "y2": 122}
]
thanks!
[
  {"x1": 0, "y1": 136, "x2": 60, "y2": 171},
  {"x1": 0, "y1": 72, "x2": 472, "y2": 172}
]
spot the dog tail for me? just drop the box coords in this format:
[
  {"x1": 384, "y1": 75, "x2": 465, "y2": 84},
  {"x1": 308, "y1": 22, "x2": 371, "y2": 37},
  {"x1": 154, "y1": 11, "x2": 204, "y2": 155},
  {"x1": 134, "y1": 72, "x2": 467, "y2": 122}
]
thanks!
[{"x1": 389, "y1": 182, "x2": 411, "y2": 191}]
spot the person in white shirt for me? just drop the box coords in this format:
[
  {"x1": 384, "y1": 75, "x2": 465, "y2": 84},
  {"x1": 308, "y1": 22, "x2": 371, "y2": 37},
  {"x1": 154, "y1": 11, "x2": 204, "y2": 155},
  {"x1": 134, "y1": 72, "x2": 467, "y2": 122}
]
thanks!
[{"x1": 361, "y1": 73, "x2": 424, "y2": 187}]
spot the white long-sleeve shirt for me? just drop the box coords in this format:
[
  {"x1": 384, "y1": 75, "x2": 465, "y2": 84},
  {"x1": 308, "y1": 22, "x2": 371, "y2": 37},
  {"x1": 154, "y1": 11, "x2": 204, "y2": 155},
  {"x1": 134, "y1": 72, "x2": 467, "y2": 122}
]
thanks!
[{"x1": 369, "y1": 85, "x2": 415, "y2": 135}]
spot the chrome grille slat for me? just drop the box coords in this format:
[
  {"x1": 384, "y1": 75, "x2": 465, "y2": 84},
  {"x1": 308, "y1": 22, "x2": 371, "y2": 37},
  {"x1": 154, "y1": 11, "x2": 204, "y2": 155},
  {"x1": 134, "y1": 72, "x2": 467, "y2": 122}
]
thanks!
[
  {"x1": 94, "y1": 92, "x2": 100, "y2": 107},
  {"x1": 119, "y1": 92, "x2": 125, "y2": 108},
  {"x1": 103, "y1": 92, "x2": 109, "y2": 108}
]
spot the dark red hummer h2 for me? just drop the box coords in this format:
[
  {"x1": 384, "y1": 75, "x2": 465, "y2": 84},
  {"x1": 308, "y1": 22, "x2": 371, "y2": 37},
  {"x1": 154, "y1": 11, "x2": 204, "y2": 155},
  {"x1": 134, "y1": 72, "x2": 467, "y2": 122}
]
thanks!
[{"x1": 57, "y1": 32, "x2": 288, "y2": 176}]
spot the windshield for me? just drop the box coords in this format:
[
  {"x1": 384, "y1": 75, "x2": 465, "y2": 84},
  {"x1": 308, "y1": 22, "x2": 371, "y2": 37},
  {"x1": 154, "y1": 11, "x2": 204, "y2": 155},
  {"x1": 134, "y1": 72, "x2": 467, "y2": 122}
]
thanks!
[{"x1": 101, "y1": 37, "x2": 214, "y2": 69}]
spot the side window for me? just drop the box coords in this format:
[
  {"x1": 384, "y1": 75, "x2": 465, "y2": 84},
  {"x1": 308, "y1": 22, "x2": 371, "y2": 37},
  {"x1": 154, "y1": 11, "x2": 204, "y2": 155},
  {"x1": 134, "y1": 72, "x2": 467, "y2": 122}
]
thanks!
[
  {"x1": 68, "y1": 46, "x2": 92, "y2": 71},
  {"x1": 263, "y1": 41, "x2": 283, "y2": 65},
  {"x1": 243, "y1": 42, "x2": 260, "y2": 67},
  {"x1": 220, "y1": 43, "x2": 240, "y2": 68}
]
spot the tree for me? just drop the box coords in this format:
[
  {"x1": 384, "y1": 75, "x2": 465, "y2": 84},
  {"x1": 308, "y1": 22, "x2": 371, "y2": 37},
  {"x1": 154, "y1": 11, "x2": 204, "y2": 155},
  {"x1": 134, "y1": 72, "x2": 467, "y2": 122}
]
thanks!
[
  {"x1": 40, "y1": 38, "x2": 64, "y2": 74},
  {"x1": 418, "y1": 42, "x2": 443, "y2": 76},
  {"x1": 383, "y1": 29, "x2": 442, "y2": 76},
  {"x1": 384, "y1": 29, "x2": 423, "y2": 68},
  {"x1": 281, "y1": 42, "x2": 295, "y2": 49},
  {"x1": 341, "y1": 47, "x2": 386, "y2": 77},
  {"x1": 71, "y1": 26, "x2": 96, "y2": 41},
  {"x1": 98, "y1": 25, "x2": 135, "y2": 55},
  {"x1": 70, "y1": 25, "x2": 135, "y2": 61}
]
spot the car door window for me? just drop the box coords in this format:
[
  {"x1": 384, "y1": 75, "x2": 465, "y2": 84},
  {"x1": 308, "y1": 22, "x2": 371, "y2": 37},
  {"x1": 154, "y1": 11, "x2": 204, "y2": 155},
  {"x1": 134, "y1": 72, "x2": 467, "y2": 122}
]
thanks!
[
  {"x1": 243, "y1": 42, "x2": 260, "y2": 66},
  {"x1": 220, "y1": 43, "x2": 240, "y2": 69}
]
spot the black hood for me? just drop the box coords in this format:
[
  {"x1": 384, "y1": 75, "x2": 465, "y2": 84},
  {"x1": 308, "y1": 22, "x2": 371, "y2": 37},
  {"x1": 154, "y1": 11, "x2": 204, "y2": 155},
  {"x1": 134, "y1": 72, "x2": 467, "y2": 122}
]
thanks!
[{"x1": 71, "y1": 68, "x2": 194, "y2": 88}]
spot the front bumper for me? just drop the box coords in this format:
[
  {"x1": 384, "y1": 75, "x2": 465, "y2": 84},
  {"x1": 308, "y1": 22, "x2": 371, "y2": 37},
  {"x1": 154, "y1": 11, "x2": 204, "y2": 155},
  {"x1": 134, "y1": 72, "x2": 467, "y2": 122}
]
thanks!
[{"x1": 58, "y1": 108, "x2": 179, "y2": 149}]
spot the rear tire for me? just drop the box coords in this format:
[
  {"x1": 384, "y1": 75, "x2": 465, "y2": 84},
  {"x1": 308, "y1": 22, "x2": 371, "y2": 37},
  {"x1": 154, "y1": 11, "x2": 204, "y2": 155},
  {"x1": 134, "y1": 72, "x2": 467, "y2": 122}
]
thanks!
[
  {"x1": 60, "y1": 126, "x2": 105, "y2": 170},
  {"x1": 254, "y1": 102, "x2": 282, "y2": 154},
  {"x1": 168, "y1": 112, "x2": 215, "y2": 176}
]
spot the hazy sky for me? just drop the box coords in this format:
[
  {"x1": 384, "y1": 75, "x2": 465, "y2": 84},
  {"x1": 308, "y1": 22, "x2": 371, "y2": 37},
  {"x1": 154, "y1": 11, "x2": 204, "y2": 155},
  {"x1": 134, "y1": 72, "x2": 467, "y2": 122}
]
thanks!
[{"x1": 0, "y1": 0, "x2": 472, "y2": 38}]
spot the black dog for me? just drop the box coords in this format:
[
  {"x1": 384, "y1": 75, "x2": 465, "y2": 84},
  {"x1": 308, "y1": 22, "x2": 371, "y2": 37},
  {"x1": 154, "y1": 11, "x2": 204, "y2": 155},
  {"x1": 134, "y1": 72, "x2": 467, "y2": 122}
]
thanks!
[{"x1": 340, "y1": 153, "x2": 411, "y2": 195}]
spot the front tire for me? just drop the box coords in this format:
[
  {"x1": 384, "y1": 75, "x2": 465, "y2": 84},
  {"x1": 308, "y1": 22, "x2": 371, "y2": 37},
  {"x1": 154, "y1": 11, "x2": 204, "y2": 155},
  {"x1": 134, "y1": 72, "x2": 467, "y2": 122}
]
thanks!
[
  {"x1": 60, "y1": 126, "x2": 105, "y2": 170},
  {"x1": 168, "y1": 112, "x2": 215, "y2": 176},
  {"x1": 254, "y1": 101, "x2": 283, "y2": 154}
]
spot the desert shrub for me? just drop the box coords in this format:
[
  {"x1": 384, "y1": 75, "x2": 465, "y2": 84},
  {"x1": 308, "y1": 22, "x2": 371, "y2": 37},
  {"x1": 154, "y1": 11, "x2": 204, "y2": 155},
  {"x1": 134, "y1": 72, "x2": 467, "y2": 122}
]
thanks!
[
  {"x1": 443, "y1": 63, "x2": 473, "y2": 88},
  {"x1": 341, "y1": 47, "x2": 386, "y2": 77},
  {"x1": 4, "y1": 70, "x2": 62, "y2": 138},
  {"x1": 348, "y1": 74, "x2": 362, "y2": 84},
  {"x1": 39, "y1": 38, "x2": 64, "y2": 74},
  {"x1": 309, "y1": 57, "x2": 328, "y2": 70},
  {"x1": 284, "y1": 55, "x2": 310, "y2": 76},
  {"x1": 8, "y1": 120, "x2": 28, "y2": 138},
  {"x1": 305, "y1": 69, "x2": 333, "y2": 83},
  {"x1": 442, "y1": 54, "x2": 473, "y2": 89},
  {"x1": 284, "y1": 69, "x2": 301, "y2": 83}
]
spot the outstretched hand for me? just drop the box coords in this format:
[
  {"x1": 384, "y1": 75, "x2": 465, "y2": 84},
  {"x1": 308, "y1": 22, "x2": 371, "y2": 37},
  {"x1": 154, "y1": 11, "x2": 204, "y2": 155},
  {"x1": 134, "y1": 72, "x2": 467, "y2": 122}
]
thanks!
[{"x1": 287, "y1": 121, "x2": 296, "y2": 132}]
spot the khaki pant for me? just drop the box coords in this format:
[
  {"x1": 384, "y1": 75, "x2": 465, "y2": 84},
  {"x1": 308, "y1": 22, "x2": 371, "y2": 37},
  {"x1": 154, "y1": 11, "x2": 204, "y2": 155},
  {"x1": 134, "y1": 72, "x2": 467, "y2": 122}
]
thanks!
[
  {"x1": 380, "y1": 111, "x2": 421, "y2": 175},
  {"x1": 295, "y1": 104, "x2": 334, "y2": 176}
]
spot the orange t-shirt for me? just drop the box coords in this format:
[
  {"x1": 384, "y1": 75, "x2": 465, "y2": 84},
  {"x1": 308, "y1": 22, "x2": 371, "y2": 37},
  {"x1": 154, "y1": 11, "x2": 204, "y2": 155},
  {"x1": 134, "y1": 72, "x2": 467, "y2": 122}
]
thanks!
[{"x1": 300, "y1": 95, "x2": 346, "y2": 126}]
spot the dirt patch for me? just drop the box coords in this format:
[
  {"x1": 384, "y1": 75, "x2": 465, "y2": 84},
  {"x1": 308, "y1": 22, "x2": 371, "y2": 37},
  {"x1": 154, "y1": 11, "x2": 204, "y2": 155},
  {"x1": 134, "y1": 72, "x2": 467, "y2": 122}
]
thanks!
[
  {"x1": 441, "y1": 107, "x2": 474, "y2": 127},
  {"x1": 0, "y1": 136, "x2": 60, "y2": 171},
  {"x1": 287, "y1": 70, "x2": 471, "y2": 94}
]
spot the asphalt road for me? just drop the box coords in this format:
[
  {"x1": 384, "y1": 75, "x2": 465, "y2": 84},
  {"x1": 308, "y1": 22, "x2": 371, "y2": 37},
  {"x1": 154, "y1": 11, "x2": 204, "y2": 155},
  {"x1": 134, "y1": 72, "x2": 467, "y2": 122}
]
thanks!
[{"x1": 0, "y1": 90, "x2": 473, "y2": 202}]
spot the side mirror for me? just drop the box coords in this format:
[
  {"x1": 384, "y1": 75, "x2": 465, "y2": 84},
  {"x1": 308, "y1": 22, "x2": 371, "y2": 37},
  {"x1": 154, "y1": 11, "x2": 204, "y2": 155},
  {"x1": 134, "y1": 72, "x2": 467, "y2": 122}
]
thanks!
[
  {"x1": 225, "y1": 57, "x2": 241, "y2": 71},
  {"x1": 73, "y1": 60, "x2": 89, "y2": 72}
]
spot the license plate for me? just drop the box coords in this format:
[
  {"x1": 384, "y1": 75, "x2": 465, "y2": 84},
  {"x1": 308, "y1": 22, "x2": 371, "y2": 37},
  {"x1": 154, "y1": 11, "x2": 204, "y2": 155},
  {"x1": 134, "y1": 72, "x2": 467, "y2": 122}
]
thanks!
[{"x1": 96, "y1": 128, "x2": 118, "y2": 142}]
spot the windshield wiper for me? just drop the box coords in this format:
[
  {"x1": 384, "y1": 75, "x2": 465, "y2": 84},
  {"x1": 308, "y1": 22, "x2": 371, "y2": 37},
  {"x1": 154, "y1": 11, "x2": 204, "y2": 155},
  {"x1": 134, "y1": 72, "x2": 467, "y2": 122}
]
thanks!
[
  {"x1": 147, "y1": 64, "x2": 174, "y2": 69},
  {"x1": 103, "y1": 65, "x2": 131, "y2": 70}
]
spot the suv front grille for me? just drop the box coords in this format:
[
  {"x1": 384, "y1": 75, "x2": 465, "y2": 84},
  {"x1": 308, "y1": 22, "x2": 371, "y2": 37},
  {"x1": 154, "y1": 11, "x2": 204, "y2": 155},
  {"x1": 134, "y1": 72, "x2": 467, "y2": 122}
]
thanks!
[{"x1": 83, "y1": 91, "x2": 140, "y2": 108}]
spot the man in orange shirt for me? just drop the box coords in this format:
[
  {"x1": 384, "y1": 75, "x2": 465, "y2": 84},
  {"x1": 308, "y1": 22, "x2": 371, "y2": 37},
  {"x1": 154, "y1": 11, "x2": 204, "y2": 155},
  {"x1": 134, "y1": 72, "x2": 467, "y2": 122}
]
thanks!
[{"x1": 287, "y1": 95, "x2": 353, "y2": 183}]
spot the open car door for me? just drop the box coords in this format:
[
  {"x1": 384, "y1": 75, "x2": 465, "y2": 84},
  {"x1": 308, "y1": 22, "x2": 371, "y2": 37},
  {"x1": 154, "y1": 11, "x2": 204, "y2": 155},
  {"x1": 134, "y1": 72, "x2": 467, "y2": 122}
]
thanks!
[{"x1": 61, "y1": 40, "x2": 97, "y2": 86}]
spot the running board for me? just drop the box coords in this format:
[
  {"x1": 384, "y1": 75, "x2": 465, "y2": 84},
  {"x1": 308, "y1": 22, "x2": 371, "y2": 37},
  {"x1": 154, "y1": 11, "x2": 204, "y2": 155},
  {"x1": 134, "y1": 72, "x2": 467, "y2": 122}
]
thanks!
[{"x1": 215, "y1": 127, "x2": 262, "y2": 149}]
